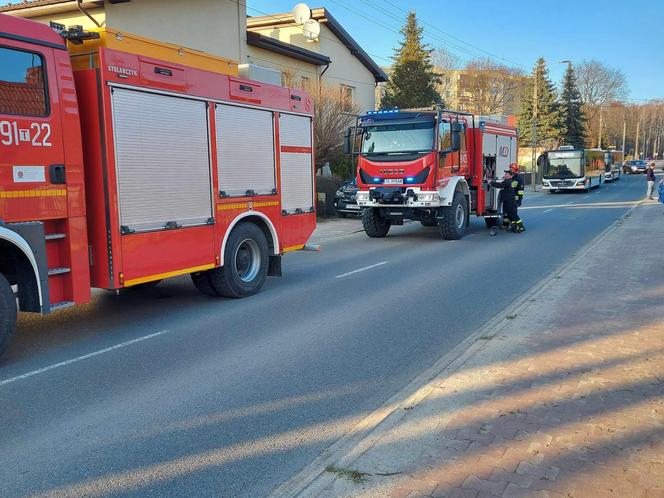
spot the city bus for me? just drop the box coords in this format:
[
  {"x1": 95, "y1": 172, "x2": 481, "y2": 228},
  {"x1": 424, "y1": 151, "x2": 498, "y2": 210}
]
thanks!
[
  {"x1": 604, "y1": 149, "x2": 623, "y2": 182},
  {"x1": 542, "y1": 148, "x2": 606, "y2": 192}
]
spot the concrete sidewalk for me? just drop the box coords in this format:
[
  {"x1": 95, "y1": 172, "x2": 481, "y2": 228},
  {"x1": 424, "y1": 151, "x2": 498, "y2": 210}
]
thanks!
[{"x1": 278, "y1": 201, "x2": 664, "y2": 498}]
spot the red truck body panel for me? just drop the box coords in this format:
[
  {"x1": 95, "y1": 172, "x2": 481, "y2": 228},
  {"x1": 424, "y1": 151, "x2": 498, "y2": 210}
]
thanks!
[{"x1": 1, "y1": 14, "x2": 316, "y2": 312}]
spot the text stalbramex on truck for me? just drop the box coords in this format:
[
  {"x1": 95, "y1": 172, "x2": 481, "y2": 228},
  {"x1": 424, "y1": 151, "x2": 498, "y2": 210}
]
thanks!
[
  {"x1": 344, "y1": 108, "x2": 518, "y2": 239},
  {"x1": 0, "y1": 15, "x2": 317, "y2": 356}
]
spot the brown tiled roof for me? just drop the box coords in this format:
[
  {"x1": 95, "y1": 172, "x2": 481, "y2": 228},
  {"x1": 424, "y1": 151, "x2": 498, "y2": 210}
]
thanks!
[
  {"x1": 0, "y1": 69, "x2": 45, "y2": 116},
  {"x1": 0, "y1": 0, "x2": 71, "y2": 12}
]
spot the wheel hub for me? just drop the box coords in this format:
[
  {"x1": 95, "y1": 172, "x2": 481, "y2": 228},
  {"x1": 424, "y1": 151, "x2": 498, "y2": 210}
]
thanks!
[{"x1": 234, "y1": 238, "x2": 260, "y2": 283}]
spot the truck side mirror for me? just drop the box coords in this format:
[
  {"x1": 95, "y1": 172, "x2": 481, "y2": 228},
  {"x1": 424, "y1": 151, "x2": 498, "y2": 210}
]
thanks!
[{"x1": 343, "y1": 127, "x2": 352, "y2": 155}]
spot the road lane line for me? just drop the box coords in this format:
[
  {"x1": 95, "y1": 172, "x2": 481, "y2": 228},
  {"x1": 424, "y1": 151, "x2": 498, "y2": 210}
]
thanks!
[
  {"x1": 543, "y1": 208, "x2": 553, "y2": 213},
  {"x1": 0, "y1": 330, "x2": 169, "y2": 387},
  {"x1": 335, "y1": 261, "x2": 388, "y2": 279},
  {"x1": 566, "y1": 201, "x2": 575, "y2": 205}
]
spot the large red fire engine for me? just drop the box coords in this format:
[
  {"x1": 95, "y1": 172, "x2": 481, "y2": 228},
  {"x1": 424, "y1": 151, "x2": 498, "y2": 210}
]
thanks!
[
  {"x1": 0, "y1": 15, "x2": 316, "y2": 356},
  {"x1": 344, "y1": 109, "x2": 518, "y2": 238}
]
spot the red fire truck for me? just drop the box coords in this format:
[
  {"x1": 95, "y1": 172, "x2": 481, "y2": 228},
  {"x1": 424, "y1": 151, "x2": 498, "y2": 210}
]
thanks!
[
  {"x1": 344, "y1": 109, "x2": 518, "y2": 238},
  {"x1": 0, "y1": 15, "x2": 316, "y2": 356}
]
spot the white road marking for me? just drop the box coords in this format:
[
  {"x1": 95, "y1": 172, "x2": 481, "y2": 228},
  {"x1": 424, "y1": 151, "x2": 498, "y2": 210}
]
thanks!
[
  {"x1": 566, "y1": 201, "x2": 575, "y2": 205},
  {"x1": 543, "y1": 208, "x2": 554, "y2": 213},
  {"x1": 583, "y1": 195, "x2": 590, "y2": 199},
  {"x1": 335, "y1": 261, "x2": 388, "y2": 279},
  {"x1": 0, "y1": 330, "x2": 169, "y2": 387}
]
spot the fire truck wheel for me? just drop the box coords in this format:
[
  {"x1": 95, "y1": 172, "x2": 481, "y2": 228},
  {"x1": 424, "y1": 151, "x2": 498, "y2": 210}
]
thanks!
[
  {"x1": 362, "y1": 208, "x2": 391, "y2": 238},
  {"x1": 208, "y1": 223, "x2": 269, "y2": 298},
  {"x1": 191, "y1": 272, "x2": 220, "y2": 297},
  {"x1": 438, "y1": 191, "x2": 468, "y2": 240},
  {"x1": 0, "y1": 273, "x2": 17, "y2": 357}
]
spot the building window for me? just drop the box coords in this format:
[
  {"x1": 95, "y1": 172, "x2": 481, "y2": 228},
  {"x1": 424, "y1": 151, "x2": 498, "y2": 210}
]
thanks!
[
  {"x1": 0, "y1": 46, "x2": 47, "y2": 116},
  {"x1": 340, "y1": 84, "x2": 354, "y2": 110}
]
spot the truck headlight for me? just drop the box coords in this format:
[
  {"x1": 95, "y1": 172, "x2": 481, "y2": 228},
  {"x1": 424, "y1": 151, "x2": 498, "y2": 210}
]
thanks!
[
  {"x1": 417, "y1": 193, "x2": 439, "y2": 202},
  {"x1": 356, "y1": 192, "x2": 370, "y2": 202}
]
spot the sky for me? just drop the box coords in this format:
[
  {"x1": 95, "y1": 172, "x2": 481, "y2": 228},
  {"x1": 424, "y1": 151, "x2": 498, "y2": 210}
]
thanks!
[
  {"x1": 1, "y1": 0, "x2": 660, "y2": 101},
  {"x1": 247, "y1": 0, "x2": 664, "y2": 102}
]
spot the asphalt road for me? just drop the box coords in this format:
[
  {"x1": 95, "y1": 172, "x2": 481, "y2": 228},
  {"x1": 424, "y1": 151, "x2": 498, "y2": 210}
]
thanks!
[{"x1": 0, "y1": 174, "x2": 653, "y2": 498}]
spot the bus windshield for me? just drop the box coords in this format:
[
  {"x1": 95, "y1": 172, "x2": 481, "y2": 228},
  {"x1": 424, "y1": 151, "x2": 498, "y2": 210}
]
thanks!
[
  {"x1": 360, "y1": 121, "x2": 435, "y2": 155},
  {"x1": 545, "y1": 153, "x2": 583, "y2": 178}
]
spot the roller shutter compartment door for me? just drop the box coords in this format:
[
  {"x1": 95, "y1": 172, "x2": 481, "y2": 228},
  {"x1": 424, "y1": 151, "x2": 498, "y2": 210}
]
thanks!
[
  {"x1": 279, "y1": 114, "x2": 313, "y2": 214},
  {"x1": 111, "y1": 88, "x2": 213, "y2": 233},
  {"x1": 216, "y1": 104, "x2": 276, "y2": 196}
]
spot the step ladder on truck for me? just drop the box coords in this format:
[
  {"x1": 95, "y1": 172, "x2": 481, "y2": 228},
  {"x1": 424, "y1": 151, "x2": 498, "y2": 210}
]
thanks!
[
  {"x1": 0, "y1": 15, "x2": 318, "y2": 357},
  {"x1": 344, "y1": 108, "x2": 519, "y2": 239}
]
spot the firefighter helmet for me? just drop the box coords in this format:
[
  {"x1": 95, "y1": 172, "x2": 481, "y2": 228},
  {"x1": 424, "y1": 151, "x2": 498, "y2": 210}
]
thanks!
[{"x1": 509, "y1": 163, "x2": 519, "y2": 173}]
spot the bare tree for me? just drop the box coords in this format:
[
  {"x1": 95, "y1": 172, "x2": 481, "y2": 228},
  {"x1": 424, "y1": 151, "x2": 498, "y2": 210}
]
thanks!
[
  {"x1": 576, "y1": 60, "x2": 629, "y2": 107},
  {"x1": 431, "y1": 47, "x2": 460, "y2": 100},
  {"x1": 312, "y1": 84, "x2": 359, "y2": 172},
  {"x1": 458, "y1": 59, "x2": 526, "y2": 115},
  {"x1": 575, "y1": 60, "x2": 629, "y2": 146}
]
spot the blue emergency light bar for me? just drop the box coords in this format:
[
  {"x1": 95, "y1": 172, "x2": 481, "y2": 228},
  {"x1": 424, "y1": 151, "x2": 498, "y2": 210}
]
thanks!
[{"x1": 366, "y1": 109, "x2": 399, "y2": 115}]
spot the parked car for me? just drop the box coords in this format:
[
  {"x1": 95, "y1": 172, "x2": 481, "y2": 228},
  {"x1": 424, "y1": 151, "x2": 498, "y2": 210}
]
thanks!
[
  {"x1": 623, "y1": 160, "x2": 648, "y2": 174},
  {"x1": 334, "y1": 178, "x2": 360, "y2": 217}
]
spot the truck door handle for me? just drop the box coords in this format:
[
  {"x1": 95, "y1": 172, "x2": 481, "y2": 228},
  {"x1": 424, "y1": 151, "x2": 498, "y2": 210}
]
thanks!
[{"x1": 49, "y1": 164, "x2": 66, "y2": 184}]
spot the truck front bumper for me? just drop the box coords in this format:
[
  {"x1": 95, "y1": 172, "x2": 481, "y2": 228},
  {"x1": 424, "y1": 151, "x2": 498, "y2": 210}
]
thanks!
[{"x1": 356, "y1": 187, "x2": 443, "y2": 209}]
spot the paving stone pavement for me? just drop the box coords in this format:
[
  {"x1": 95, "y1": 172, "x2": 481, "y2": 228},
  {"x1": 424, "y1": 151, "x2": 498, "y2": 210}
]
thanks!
[{"x1": 303, "y1": 202, "x2": 664, "y2": 498}]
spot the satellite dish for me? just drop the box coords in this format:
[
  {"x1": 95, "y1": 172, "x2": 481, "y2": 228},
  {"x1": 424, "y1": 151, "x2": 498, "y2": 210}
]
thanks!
[
  {"x1": 292, "y1": 3, "x2": 311, "y2": 25},
  {"x1": 302, "y1": 19, "x2": 320, "y2": 41}
]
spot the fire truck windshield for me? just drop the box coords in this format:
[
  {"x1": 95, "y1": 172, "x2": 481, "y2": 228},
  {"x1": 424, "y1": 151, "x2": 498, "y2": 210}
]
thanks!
[
  {"x1": 544, "y1": 154, "x2": 583, "y2": 178},
  {"x1": 360, "y1": 121, "x2": 435, "y2": 155}
]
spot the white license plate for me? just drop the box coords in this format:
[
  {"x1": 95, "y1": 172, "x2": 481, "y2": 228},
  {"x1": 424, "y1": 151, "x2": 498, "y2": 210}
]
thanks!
[
  {"x1": 384, "y1": 179, "x2": 403, "y2": 184},
  {"x1": 346, "y1": 204, "x2": 359, "y2": 209}
]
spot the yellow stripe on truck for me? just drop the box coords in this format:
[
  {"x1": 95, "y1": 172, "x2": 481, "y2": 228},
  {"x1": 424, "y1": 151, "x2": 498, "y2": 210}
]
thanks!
[{"x1": 123, "y1": 263, "x2": 216, "y2": 287}]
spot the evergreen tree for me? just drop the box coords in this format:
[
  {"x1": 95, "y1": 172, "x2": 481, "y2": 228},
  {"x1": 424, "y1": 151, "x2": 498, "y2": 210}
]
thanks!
[
  {"x1": 381, "y1": 12, "x2": 442, "y2": 109},
  {"x1": 518, "y1": 58, "x2": 563, "y2": 146},
  {"x1": 559, "y1": 63, "x2": 586, "y2": 148}
]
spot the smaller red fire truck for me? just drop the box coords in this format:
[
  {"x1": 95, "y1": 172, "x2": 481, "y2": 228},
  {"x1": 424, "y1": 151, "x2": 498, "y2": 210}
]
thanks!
[
  {"x1": 0, "y1": 15, "x2": 316, "y2": 356},
  {"x1": 344, "y1": 109, "x2": 518, "y2": 239}
]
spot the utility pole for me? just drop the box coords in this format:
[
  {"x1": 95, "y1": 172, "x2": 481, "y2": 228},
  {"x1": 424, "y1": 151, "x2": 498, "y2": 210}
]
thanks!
[
  {"x1": 530, "y1": 75, "x2": 538, "y2": 192},
  {"x1": 622, "y1": 119, "x2": 626, "y2": 156},
  {"x1": 635, "y1": 118, "x2": 641, "y2": 159},
  {"x1": 598, "y1": 106, "x2": 603, "y2": 149}
]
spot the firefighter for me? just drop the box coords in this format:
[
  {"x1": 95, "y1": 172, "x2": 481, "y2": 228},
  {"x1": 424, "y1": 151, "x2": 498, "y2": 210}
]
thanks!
[
  {"x1": 510, "y1": 163, "x2": 525, "y2": 207},
  {"x1": 491, "y1": 170, "x2": 526, "y2": 232}
]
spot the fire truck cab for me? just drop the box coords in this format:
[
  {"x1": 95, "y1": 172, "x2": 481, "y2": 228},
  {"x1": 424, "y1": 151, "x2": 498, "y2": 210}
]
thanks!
[
  {"x1": 0, "y1": 15, "x2": 316, "y2": 356},
  {"x1": 345, "y1": 108, "x2": 518, "y2": 239}
]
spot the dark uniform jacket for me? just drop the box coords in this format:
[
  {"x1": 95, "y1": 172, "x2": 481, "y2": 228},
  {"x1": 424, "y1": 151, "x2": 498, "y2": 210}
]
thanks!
[
  {"x1": 490, "y1": 177, "x2": 520, "y2": 221},
  {"x1": 512, "y1": 173, "x2": 525, "y2": 206}
]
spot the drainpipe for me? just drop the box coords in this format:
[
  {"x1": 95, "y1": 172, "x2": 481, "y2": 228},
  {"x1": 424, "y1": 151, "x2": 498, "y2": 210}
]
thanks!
[{"x1": 76, "y1": 0, "x2": 101, "y2": 28}]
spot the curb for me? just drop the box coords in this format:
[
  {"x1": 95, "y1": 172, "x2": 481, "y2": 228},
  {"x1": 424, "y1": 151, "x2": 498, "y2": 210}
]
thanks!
[{"x1": 269, "y1": 200, "x2": 646, "y2": 497}]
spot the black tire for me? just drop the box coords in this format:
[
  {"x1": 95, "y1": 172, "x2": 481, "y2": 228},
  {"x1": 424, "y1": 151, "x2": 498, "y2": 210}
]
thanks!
[
  {"x1": 438, "y1": 191, "x2": 468, "y2": 240},
  {"x1": 129, "y1": 280, "x2": 161, "y2": 290},
  {"x1": 362, "y1": 208, "x2": 391, "y2": 238},
  {"x1": 0, "y1": 273, "x2": 17, "y2": 358},
  {"x1": 207, "y1": 223, "x2": 269, "y2": 298},
  {"x1": 485, "y1": 217, "x2": 500, "y2": 229},
  {"x1": 191, "y1": 271, "x2": 220, "y2": 297}
]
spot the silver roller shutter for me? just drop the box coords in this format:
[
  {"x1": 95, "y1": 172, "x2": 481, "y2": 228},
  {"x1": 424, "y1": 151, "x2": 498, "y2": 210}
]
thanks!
[
  {"x1": 279, "y1": 114, "x2": 313, "y2": 213},
  {"x1": 216, "y1": 104, "x2": 276, "y2": 196},
  {"x1": 111, "y1": 88, "x2": 213, "y2": 232}
]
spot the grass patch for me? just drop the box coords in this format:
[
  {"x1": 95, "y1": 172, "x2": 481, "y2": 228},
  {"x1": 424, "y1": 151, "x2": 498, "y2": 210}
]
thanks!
[{"x1": 325, "y1": 465, "x2": 370, "y2": 484}]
